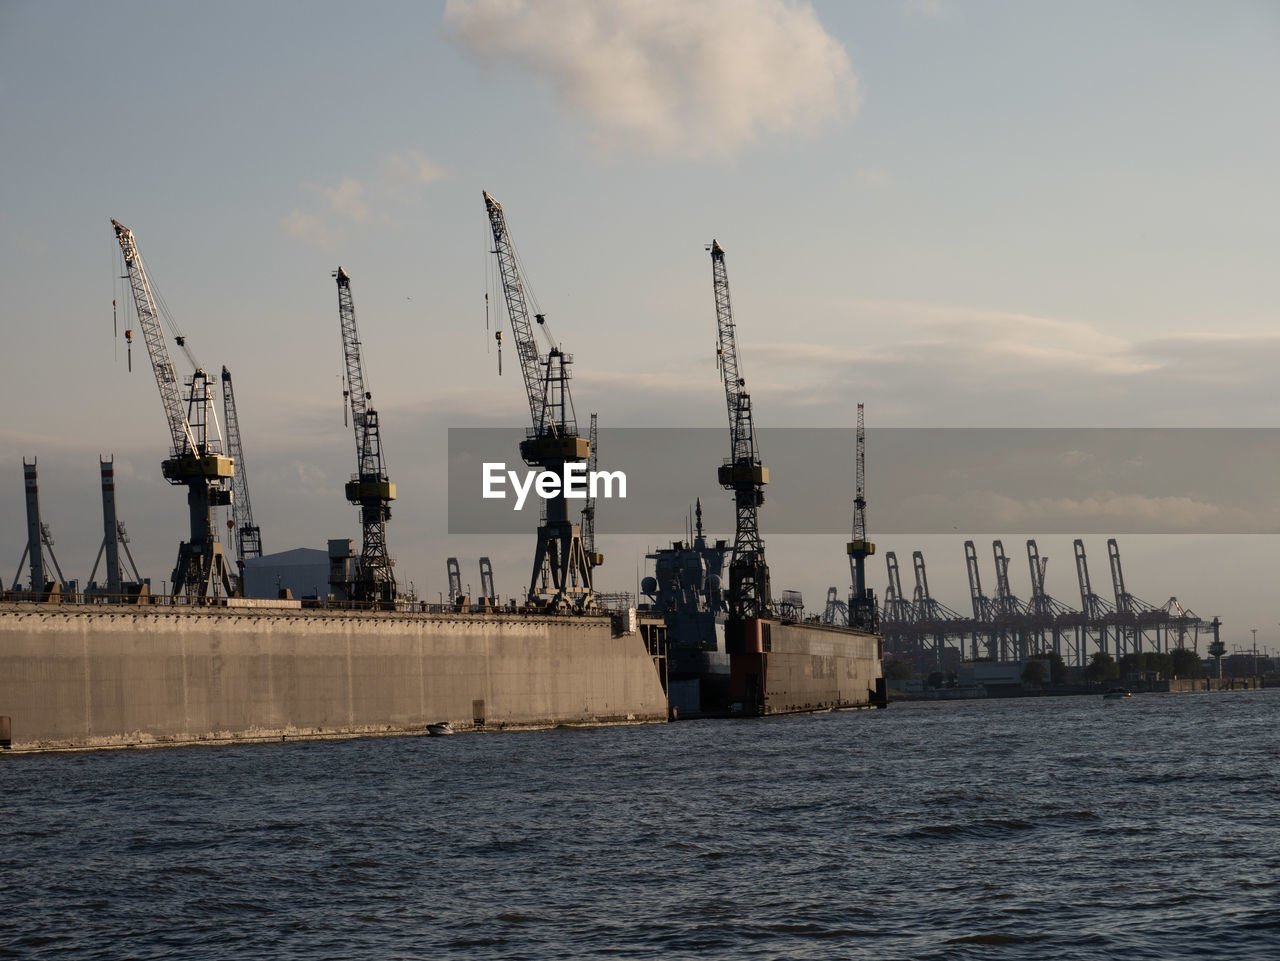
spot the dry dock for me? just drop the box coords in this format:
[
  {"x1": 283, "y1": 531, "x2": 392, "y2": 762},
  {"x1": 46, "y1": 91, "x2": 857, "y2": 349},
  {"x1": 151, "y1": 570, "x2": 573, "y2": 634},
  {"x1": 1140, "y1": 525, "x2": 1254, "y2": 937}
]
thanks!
[{"x1": 0, "y1": 602, "x2": 669, "y2": 752}]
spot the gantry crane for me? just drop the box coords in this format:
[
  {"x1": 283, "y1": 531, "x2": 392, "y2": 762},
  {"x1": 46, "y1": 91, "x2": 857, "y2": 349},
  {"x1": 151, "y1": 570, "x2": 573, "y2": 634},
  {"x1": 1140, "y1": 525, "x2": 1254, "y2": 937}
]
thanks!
[
  {"x1": 334, "y1": 267, "x2": 397, "y2": 605},
  {"x1": 112, "y1": 219, "x2": 235, "y2": 599},
  {"x1": 847, "y1": 403, "x2": 877, "y2": 631},
  {"x1": 478, "y1": 557, "x2": 496, "y2": 606},
  {"x1": 709, "y1": 240, "x2": 770, "y2": 619},
  {"x1": 484, "y1": 191, "x2": 594, "y2": 612},
  {"x1": 87, "y1": 456, "x2": 143, "y2": 597},
  {"x1": 14, "y1": 458, "x2": 46, "y2": 594},
  {"x1": 12, "y1": 458, "x2": 70, "y2": 596},
  {"x1": 221, "y1": 367, "x2": 262, "y2": 588},
  {"x1": 882, "y1": 551, "x2": 913, "y2": 624}
]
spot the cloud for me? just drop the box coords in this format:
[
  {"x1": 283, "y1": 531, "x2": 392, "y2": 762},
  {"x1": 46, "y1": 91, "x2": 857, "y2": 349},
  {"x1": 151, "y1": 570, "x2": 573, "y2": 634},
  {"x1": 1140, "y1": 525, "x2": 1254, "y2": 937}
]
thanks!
[
  {"x1": 282, "y1": 150, "x2": 445, "y2": 246},
  {"x1": 381, "y1": 149, "x2": 445, "y2": 185},
  {"x1": 309, "y1": 177, "x2": 370, "y2": 223},
  {"x1": 281, "y1": 209, "x2": 338, "y2": 249},
  {"x1": 443, "y1": 0, "x2": 860, "y2": 159},
  {"x1": 903, "y1": 0, "x2": 950, "y2": 21}
]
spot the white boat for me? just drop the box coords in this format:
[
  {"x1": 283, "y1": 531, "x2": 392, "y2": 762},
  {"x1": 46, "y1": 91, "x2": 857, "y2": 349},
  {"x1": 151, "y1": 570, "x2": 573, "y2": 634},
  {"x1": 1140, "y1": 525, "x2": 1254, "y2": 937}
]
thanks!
[{"x1": 427, "y1": 721, "x2": 454, "y2": 736}]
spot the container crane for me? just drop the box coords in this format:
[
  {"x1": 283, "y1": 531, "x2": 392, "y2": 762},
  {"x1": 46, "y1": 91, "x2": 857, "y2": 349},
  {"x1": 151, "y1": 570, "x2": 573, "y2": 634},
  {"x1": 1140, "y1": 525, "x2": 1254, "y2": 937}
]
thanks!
[
  {"x1": 882, "y1": 551, "x2": 913, "y2": 624},
  {"x1": 87, "y1": 457, "x2": 143, "y2": 597},
  {"x1": 483, "y1": 191, "x2": 594, "y2": 612},
  {"x1": 709, "y1": 240, "x2": 770, "y2": 619},
  {"x1": 112, "y1": 219, "x2": 234, "y2": 599},
  {"x1": 447, "y1": 557, "x2": 463, "y2": 604},
  {"x1": 15, "y1": 458, "x2": 46, "y2": 594},
  {"x1": 334, "y1": 267, "x2": 397, "y2": 605},
  {"x1": 847, "y1": 403, "x2": 877, "y2": 631},
  {"x1": 221, "y1": 367, "x2": 262, "y2": 587},
  {"x1": 1074, "y1": 539, "x2": 1114, "y2": 658},
  {"x1": 478, "y1": 557, "x2": 496, "y2": 606}
]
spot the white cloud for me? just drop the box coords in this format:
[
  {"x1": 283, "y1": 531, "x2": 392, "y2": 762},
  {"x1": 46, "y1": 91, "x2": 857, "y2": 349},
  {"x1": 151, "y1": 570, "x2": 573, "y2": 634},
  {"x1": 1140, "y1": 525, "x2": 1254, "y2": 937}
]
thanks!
[
  {"x1": 309, "y1": 178, "x2": 370, "y2": 223},
  {"x1": 381, "y1": 149, "x2": 445, "y2": 185},
  {"x1": 280, "y1": 209, "x2": 338, "y2": 249},
  {"x1": 903, "y1": 0, "x2": 950, "y2": 21},
  {"x1": 443, "y1": 0, "x2": 860, "y2": 159},
  {"x1": 282, "y1": 151, "x2": 444, "y2": 247}
]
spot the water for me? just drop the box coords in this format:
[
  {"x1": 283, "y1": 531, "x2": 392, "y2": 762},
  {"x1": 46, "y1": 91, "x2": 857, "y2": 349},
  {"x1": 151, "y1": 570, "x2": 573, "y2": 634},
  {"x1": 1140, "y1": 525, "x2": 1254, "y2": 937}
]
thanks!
[{"x1": 3, "y1": 690, "x2": 1277, "y2": 960}]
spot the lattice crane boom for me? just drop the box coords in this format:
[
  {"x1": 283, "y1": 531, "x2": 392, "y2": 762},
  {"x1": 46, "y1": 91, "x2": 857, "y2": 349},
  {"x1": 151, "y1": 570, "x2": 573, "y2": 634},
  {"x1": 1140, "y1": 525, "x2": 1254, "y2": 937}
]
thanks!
[
  {"x1": 221, "y1": 367, "x2": 262, "y2": 574},
  {"x1": 111, "y1": 220, "x2": 197, "y2": 458},
  {"x1": 484, "y1": 191, "x2": 557, "y2": 432},
  {"x1": 483, "y1": 191, "x2": 593, "y2": 611},
  {"x1": 335, "y1": 267, "x2": 397, "y2": 604},
  {"x1": 847, "y1": 403, "x2": 877, "y2": 630},
  {"x1": 112, "y1": 219, "x2": 234, "y2": 599},
  {"x1": 582, "y1": 412, "x2": 603, "y2": 569},
  {"x1": 709, "y1": 240, "x2": 770, "y2": 619}
]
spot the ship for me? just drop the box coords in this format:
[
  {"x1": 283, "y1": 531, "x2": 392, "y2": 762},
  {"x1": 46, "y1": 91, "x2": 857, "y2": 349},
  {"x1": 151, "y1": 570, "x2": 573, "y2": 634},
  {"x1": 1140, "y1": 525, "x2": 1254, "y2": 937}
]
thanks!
[{"x1": 638, "y1": 502, "x2": 886, "y2": 718}]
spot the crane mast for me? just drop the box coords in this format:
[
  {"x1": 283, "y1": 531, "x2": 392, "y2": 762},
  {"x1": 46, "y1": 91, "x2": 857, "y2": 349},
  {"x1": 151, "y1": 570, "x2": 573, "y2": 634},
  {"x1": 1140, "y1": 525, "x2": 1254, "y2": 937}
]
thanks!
[
  {"x1": 483, "y1": 191, "x2": 594, "y2": 612},
  {"x1": 335, "y1": 267, "x2": 397, "y2": 605},
  {"x1": 581, "y1": 412, "x2": 604, "y2": 570},
  {"x1": 710, "y1": 240, "x2": 770, "y2": 619},
  {"x1": 847, "y1": 403, "x2": 877, "y2": 631},
  {"x1": 112, "y1": 219, "x2": 234, "y2": 599},
  {"x1": 221, "y1": 367, "x2": 262, "y2": 586}
]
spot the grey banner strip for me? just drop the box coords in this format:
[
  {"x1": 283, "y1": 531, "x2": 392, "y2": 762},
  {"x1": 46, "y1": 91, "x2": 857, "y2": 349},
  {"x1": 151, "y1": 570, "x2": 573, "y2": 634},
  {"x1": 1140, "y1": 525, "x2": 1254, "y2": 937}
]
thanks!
[{"x1": 448, "y1": 427, "x2": 1280, "y2": 535}]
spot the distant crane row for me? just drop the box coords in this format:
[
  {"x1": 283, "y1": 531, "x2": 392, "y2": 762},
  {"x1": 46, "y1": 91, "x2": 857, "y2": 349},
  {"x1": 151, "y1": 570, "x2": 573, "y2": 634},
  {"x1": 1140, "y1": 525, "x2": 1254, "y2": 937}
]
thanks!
[
  {"x1": 7, "y1": 213, "x2": 1203, "y2": 656},
  {"x1": 879, "y1": 537, "x2": 1210, "y2": 668}
]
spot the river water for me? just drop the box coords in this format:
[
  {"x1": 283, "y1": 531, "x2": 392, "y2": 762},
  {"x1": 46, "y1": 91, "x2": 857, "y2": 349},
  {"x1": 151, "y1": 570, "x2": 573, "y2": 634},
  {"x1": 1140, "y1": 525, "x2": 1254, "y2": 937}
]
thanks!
[{"x1": 2, "y1": 689, "x2": 1277, "y2": 960}]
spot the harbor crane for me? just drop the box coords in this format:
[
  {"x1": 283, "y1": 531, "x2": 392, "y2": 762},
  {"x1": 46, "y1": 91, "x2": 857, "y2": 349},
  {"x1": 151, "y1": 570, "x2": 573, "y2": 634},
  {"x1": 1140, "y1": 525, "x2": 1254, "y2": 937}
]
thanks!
[
  {"x1": 87, "y1": 457, "x2": 143, "y2": 597},
  {"x1": 112, "y1": 219, "x2": 235, "y2": 599},
  {"x1": 709, "y1": 240, "x2": 771, "y2": 619},
  {"x1": 883, "y1": 551, "x2": 913, "y2": 624},
  {"x1": 581, "y1": 412, "x2": 603, "y2": 571},
  {"x1": 221, "y1": 367, "x2": 262, "y2": 586},
  {"x1": 484, "y1": 191, "x2": 594, "y2": 612},
  {"x1": 847, "y1": 403, "x2": 877, "y2": 631},
  {"x1": 14, "y1": 458, "x2": 47, "y2": 594},
  {"x1": 479, "y1": 557, "x2": 496, "y2": 606},
  {"x1": 12, "y1": 458, "x2": 71, "y2": 596},
  {"x1": 447, "y1": 557, "x2": 463, "y2": 604},
  {"x1": 334, "y1": 267, "x2": 397, "y2": 605}
]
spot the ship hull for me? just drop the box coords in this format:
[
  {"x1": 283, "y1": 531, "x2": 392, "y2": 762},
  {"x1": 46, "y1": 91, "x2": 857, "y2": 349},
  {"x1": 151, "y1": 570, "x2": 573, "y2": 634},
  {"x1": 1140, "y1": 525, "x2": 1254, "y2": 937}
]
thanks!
[
  {"x1": 726, "y1": 617, "x2": 887, "y2": 715},
  {"x1": 0, "y1": 602, "x2": 668, "y2": 752}
]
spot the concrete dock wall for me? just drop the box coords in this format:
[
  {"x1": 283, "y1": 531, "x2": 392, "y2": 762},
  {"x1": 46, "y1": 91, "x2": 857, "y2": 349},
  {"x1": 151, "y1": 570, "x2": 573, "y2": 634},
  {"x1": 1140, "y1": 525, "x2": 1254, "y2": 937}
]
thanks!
[
  {"x1": 0, "y1": 604, "x2": 669, "y2": 751},
  {"x1": 764, "y1": 621, "x2": 883, "y2": 714}
]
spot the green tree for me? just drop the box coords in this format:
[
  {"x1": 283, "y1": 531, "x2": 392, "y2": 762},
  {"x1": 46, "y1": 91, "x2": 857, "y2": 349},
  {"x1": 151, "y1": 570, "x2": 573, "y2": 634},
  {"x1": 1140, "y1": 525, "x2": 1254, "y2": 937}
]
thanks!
[
  {"x1": 1021, "y1": 659, "x2": 1046, "y2": 687},
  {"x1": 1146, "y1": 651, "x2": 1174, "y2": 678},
  {"x1": 1045, "y1": 651, "x2": 1067, "y2": 685},
  {"x1": 884, "y1": 657, "x2": 912, "y2": 681},
  {"x1": 1171, "y1": 648, "x2": 1202, "y2": 679},
  {"x1": 1118, "y1": 652, "x2": 1143, "y2": 677},
  {"x1": 1085, "y1": 651, "x2": 1119, "y2": 685}
]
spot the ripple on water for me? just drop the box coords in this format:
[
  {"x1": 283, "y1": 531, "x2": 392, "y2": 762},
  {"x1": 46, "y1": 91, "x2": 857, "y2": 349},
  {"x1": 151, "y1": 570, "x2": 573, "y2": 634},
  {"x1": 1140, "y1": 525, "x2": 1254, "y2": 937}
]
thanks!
[{"x1": 3, "y1": 690, "x2": 1278, "y2": 961}]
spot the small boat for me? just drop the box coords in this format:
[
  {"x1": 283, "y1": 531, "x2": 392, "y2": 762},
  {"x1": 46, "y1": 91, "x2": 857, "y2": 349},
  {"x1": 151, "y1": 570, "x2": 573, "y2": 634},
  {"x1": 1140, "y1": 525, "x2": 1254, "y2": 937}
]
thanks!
[
  {"x1": 1103, "y1": 687, "x2": 1133, "y2": 700},
  {"x1": 427, "y1": 721, "x2": 454, "y2": 736}
]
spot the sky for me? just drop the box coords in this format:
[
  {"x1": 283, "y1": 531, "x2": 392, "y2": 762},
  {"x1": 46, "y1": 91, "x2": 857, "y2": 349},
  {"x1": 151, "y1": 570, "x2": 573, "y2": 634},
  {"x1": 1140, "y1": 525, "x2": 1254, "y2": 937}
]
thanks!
[{"x1": 1, "y1": 1, "x2": 1278, "y2": 653}]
